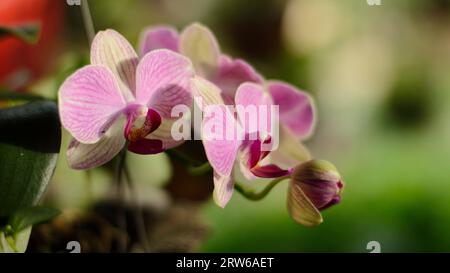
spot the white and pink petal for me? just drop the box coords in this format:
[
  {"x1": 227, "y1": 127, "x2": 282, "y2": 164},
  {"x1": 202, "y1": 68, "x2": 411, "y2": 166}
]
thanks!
[
  {"x1": 179, "y1": 23, "x2": 221, "y2": 79},
  {"x1": 90, "y1": 29, "x2": 139, "y2": 101},
  {"x1": 66, "y1": 116, "x2": 126, "y2": 169},
  {"x1": 213, "y1": 171, "x2": 235, "y2": 208},
  {"x1": 202, "y1": 105, "x2": 241, "y2": 177},
  {"x1": 135, "y1": 49, "x2": 194, "y2": 115},
  {"x1": 145, "y1": 117, "x2": 187, "y2": 150},
  {"x1": 213, "y1": 55, "x2": 264, "y2": 99},
  {"x1": 191, "y1": 76, "x2": 224, "y2": 108},
  {"x1": 268, "y1": 81, "x2": 315, "y2": 140},
  {"x1": 58, "y1": 65, "x2": 126, "y2": 144},
  {"x1": 235, "y1": 82, "x2": 273, "y2": 138}
]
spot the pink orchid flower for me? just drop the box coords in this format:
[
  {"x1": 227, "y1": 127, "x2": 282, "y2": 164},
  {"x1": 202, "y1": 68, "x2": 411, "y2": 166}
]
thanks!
[
  {"x1": 200, "y1": 82, "x2": 293, "y2": 207},
  {"x1": 139, "y1": 23, "x2": 263, "y2": 103},
  {"x1": 193, "y1": 79, "x2": 317, "y2": 207},
  {"x1": 58, "y1": 29, "x2": 194, "y2": 169}
]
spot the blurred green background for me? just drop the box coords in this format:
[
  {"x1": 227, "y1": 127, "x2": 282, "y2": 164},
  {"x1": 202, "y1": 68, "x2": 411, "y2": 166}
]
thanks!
[{"x1": 5, "y1": 0, "x2": 450, "y2": 252}]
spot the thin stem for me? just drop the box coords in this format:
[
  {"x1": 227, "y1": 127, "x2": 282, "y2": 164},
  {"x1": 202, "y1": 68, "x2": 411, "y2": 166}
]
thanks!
[
  {"x1": 165, "y1": 149, "x2": 211, "y2": 176},
  {"x1": 234, "y1": 176, "x2": 289, "y2": 201},
  {"x1": 84, "y1": 169, "x2": 93, "y2": 205},
  {"x1": 81, "y1": 0, "x2": 95, "y2": 44},
  {"x1": 165, "y1": 149, "x2": 200, "y2": 166},
  {"x1": 114, "y1": 149, "x2": 128, "y2": 253},
  {"x1": 123, "y1": 163, "x2": 151, "y2": 252},
  {"x1": 187, "y1": 161, "x2": 212, "y2": 176}
]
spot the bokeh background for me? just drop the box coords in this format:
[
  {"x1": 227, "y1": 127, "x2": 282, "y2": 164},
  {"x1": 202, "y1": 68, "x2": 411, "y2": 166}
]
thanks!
[{"x1": 2, "y1": 0, "x2": 450, "y2": 252}]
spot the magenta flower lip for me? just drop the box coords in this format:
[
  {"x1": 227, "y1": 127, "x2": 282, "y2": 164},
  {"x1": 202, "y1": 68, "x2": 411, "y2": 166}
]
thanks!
[{"x1": 124, "y1": 106, "x2": 162, "y2": 142}]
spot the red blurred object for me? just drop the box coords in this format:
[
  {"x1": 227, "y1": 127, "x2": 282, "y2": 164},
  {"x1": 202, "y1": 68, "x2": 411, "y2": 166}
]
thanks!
[{"x1": 0, "y1": 0, "x2": 64, "y2": 90}]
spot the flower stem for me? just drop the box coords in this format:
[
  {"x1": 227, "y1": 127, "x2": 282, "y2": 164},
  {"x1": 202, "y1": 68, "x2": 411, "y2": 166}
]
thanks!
[
  {"x1": 167, "y1": 147, "x2": 287, "y2": 197},
  {"x1": 114, "y1": 148, "x2": 128, "y2": 252},
  {"x1": 165, "y1": 149, "x2": 200, "y2": 166},
  {"x1": 123, "y1": 163, "x2": 151, "y2": 252},
  {"x1": 187, "y1": 162, "x2": 212, "y2": 176},
  {"x1": 165, "y1": 149, "x2": 211, "y2": 176},
  {"x1": 234, "y1": 176, "x2": 289, "y2": 201},
  {"x1": 81, "y1": 0, "x2": 95, "y2": 44}
]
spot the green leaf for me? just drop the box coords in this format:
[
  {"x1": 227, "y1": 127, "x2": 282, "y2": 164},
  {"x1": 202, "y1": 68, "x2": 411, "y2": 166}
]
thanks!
[
  {"x1": 0, "y1": 23, "x2": 41, "y2": 44},
  {"x1": 0, "y1": 101, "x2": 61, "y2": 218},
  {"x1": 9, "y1": 206, "x2": 60, "y2": 232},
  {"x1": 0, "y1": 91, "x2": 47, "y2": 102}
]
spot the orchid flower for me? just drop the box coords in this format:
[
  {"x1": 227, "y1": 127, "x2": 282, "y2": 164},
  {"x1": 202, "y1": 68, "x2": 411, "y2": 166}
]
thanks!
[
  {"x1": 58, "y1": 29, "x2": 194, "y2": 169},
  {"x1": 199, "y1": 82, "x2": 293, "y2": 207},
  {"x1": 139, "y1": 23, "x2": 263, "y2": 103}
]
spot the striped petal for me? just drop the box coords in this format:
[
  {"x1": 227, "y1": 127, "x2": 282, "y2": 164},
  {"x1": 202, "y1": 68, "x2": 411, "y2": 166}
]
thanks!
[
  {"x1": 202, "y1": 105, "x2": 240, "y2": 177},
  {"x1": 91, "y1": 29, "x2": 139, "y2": 101},
  {"x1": 58, "y1": 65, "x2": 126, "y2": 144},
  {"x1": 235, "y1": 82, "x2": 273, "y2": 137},
  {"x1": 268, "y1": 81, "x2": 315, "y2": 139},
  {"x1": 145, "y1": 117, "x2": 187, "y2": 150},
  {"x1": 139, "y1": 26, "x2": 180, "y2": 56},
  {"x1": 191, "y1": 76, "x2": 226, "y2": 141},
  {"x1": 67, "y1": 116, "x2": 126, "y2": 169},
  {"x1": 180, "y1": 23, "x2": 220, "y2": 79},
  {"x1": 287, "y1": 180, "x2": 323, "y2": 227},
  {"x1": 213, "y1": 55, "x2": 263, "y2": 100},
  {"x1": 135, "y1": 49, "x2": 194, "y2": 116},
  {"x1": 191, "y1": 76, "x2": 224, "y2": 108},
  {"x1": 213, "y1": 171, "x2": 234, "y2": 208}
]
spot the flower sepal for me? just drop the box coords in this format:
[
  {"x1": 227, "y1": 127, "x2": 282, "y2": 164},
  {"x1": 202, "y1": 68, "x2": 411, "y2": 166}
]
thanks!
[{"x1": 288, "y1": 160, "x2": 344, "y2": 227}]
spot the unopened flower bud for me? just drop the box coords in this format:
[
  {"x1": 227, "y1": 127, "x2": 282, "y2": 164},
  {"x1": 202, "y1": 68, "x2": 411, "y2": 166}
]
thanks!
[{"x1": 287, "y1": 160, "x2": 343, "y2": 227}]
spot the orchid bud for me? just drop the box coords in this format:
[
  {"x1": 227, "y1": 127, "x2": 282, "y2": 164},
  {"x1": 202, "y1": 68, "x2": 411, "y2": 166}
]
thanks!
[{"x1": 287, "y1": 160, "x2": 343, "y2": 227}]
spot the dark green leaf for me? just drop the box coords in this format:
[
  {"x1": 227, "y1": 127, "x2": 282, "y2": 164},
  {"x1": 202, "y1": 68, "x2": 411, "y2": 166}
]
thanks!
[
  {"x1": 0, "y1": 91, "x2": 47, "y2": 102},
  {"x1": 9, "y1": 206, "x2": 60, "y2": 232},
  {"x1": 0, "y1": 101, "x2": 61, "y2": 217},
  {"x1": 0, "y1": 23, "x2": 41, "y2": 44}
]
